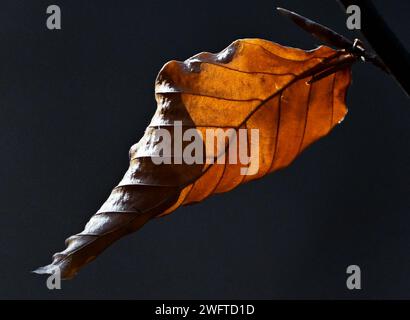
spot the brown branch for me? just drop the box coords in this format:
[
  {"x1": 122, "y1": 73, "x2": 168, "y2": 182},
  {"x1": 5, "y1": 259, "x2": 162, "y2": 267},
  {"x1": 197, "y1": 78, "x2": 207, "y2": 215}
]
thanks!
[{"x1": 338, "y1": 0, "x2": 410, "y2": 97}]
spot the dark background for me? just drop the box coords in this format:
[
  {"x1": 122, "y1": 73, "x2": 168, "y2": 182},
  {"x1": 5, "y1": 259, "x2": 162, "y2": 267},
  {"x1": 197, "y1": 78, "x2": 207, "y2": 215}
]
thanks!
[{"x1": 0, "y1": 0, "x2": 409, "y2": 299}]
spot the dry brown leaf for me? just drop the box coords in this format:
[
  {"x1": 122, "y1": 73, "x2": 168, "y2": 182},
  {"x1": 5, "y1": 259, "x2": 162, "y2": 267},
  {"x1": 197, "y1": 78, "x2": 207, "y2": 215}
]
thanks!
[{"x1": 34, "y1": 39, "x2": 351, "y2": 279}]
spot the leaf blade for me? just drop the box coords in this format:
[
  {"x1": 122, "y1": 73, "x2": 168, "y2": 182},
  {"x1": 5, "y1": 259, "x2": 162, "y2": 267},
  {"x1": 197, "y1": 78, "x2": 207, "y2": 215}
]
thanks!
[{"x1": 36, "y1": 39, "x2": 351, "y2": 279}]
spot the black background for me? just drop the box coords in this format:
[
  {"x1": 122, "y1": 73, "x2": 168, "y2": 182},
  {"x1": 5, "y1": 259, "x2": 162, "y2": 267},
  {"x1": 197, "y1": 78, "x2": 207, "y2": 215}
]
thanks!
[{"x1": 0, "y1": 0, "x2": 409, "y2": 299}]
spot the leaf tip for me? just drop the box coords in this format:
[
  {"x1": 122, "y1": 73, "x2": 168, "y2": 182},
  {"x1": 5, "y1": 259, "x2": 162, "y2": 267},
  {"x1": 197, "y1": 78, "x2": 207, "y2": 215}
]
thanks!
[{"x1": 31, "y1": 265, "x2": 54, "y2": 276}]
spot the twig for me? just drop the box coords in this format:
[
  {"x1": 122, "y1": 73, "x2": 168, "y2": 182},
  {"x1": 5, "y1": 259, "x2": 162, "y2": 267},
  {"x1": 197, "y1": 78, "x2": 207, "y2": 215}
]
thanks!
[{"x1": 338, "y1": 0, "x2": 410, "y2": 97}]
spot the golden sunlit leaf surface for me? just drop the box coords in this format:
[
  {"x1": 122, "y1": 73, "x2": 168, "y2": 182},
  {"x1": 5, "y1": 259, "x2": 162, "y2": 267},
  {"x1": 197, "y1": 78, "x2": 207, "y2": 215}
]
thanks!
[{"x1": 35, "y1": 39, "x2": 351, "y2": 279}]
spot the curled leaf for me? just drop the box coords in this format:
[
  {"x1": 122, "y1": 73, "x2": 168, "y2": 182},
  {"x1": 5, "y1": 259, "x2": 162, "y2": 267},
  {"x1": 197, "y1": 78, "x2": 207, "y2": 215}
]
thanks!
[{"x1": 34, "y1": 39, "x2": 351, "y2": 279}]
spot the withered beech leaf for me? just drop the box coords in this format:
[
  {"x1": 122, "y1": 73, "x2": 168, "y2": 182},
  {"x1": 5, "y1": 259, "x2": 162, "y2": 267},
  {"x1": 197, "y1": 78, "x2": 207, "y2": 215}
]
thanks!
[{"x1": 34, "y1": 39, "x2": 351, "y2": 279}]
